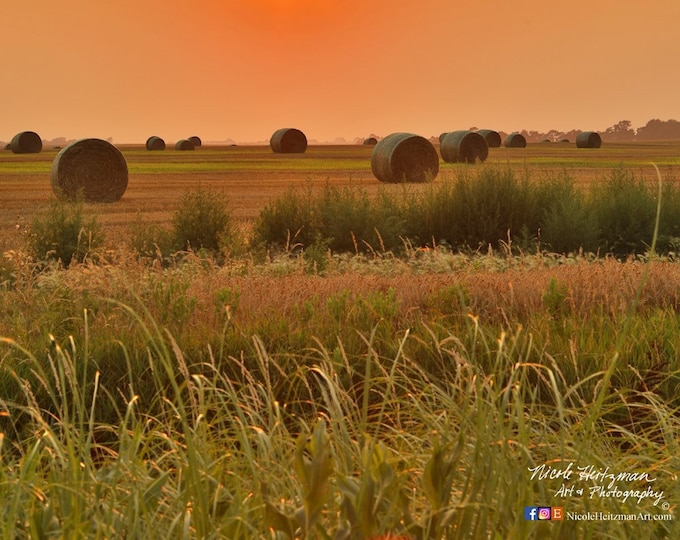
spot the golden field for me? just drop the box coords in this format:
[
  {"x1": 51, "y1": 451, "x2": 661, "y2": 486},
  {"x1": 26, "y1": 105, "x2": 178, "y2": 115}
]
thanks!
[{"x1": 1, "y1": 140, "x2": 679, "y2": 250}]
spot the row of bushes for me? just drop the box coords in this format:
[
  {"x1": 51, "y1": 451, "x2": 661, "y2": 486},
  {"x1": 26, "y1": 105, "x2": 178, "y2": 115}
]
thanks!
[
  {"x1": 23, "y1": 167, "x2": 680, "y2": 268},
  {"x1": 253, "y1": 167, "x2": 680, "y2": 258},
  {"x1": 26, "y1": 189, "x2": 244, "y2": 268}
]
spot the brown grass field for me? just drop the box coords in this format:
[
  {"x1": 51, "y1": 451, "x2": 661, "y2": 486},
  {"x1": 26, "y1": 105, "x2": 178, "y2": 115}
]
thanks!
[
  {"x1": 5, "y1": 139, "x2": 680, "y2": 344},
  {"x1": 1, "y1": 140, "x2": 679, "y2": 251}
]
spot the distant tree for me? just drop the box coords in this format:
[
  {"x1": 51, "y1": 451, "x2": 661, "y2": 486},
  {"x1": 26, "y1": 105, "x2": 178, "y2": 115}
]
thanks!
[
  {"x1": 526, "y1": 130, "x2": 544, "y2": 142},
  {"x1": 603, "y1": 120, "x2": 635, "y2": 141},
  {"x1": 46, "y1": 137, "x2": 71, "y2": 147},
  {"x1": 560, "y1": 129, "x2": 581, "y2": 143},
  {"x1": 481, "y1": 118, "x2": 680, "y2": 146},
  {"x1": 544, "y1": 129, "x2": 562, "y2": 142},
  {"x1": 636, "y1": 119, "x2": 680, "y2": 140},
  {"x1": 518, "y1": 129, "x2": 543, "y2": 143}
]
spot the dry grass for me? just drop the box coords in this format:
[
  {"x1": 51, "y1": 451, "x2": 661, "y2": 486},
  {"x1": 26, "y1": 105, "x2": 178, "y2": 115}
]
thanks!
[
  {"x1": 196, "y1": 256, "x2": 680, "y2": 325},
  {"x1": 24, "y1": 249, "x2": 680, "y2": 332}
]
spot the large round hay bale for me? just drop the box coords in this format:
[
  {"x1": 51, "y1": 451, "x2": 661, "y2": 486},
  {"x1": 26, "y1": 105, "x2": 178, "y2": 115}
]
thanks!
[
  {"x1": 188, "y1": 135, "x2": 202, "y2": 147},
  {"x1": 576, "y1": 131, "x2": 602, "y2": 148},
  {"x1": 363, "y1": 137, "x2": 378, "y2": 145},
  {"x1": 476, "y1": 129, "x2": 502, "y2": 148},
  {"x1": 10, "y1": 131, "x2": 42, "y2": 154},
  {"x1": 371, "y1": 132, "x2": 439, "y2": 183},
  {"x1": 175, "y1": 139, "x2": 195, "y2": 151},
  {"x1": 50, "y1": 138, "x2": 128, "y2": 202},
  {"x1": 440, "y1": 130, "x2": 489, "y2": 164},
  {"x1": 504, "y1": 133, "x2": 527, "y2": 148},
  {"x1": 270, "y1": 128, "x2": 308, "y2": 153},
  {"x1": 146, "y1": 136, "x2": 165, "y2": 151}
]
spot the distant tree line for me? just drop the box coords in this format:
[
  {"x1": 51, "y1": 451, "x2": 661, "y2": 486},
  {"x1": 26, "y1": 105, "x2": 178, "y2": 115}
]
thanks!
[
  {"x1": 511, "y1": 118, "x2": 680, "y2": 143},
  {"x1": 5, "y1": 120, "x2": 680, "y2": 149},
  {"x1": 605, "y1": 119, "x2": 680, "y2": 141}
]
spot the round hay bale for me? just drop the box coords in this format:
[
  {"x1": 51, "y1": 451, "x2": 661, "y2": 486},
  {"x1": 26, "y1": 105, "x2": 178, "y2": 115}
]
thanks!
[
  {"x1": 363, "y1": 137, "x2": 378, "y2": 145},
  {"x1": 146, "y1": 136, "x2": 165, "y2": 151},
  {"x1": 504, "y1": 133, "x2": 527, "y2": 148},
  {"x1": 188, "y1": 135, "x2": 202, "y2": 147},
  {"x1": 175, "y1": 139, "x2": 195, "y2": 151},
  {"x1": 477, "y1": 129, "x2": 502, "y2": 148},
  {"x1": 440, "y1": 130, "x2": 489, "y2": 164},
  {"x1": 50, "y1": 138, "x2": 128, "y2": 202},
  {"x1": 576, "y1": 131, "x2": 602, "y2": 149},
  {"x1": 438, "y1": 132, "x2": 449, "y2": 144},
  {"x1": 10, "y1": 131, "x2": 42, "y2": 154},
  {"x1": 371, "y1": 132, "x2": 439, "y2": 183},
  {"x1": 270, "y1": 128, "x2": 308, "y2": 153}
]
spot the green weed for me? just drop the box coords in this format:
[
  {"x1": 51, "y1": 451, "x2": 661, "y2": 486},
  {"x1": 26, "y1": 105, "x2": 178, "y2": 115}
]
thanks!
[
  {"x1": 172, "y1": 187, "x2": 242, "y2": 259},
  {"x1": 28, "y1": 199, "x2": 104, "y2": 267}
]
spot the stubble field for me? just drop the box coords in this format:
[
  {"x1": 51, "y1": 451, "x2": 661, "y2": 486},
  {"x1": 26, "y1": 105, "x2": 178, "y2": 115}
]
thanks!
[{"x1": 2, "y1": 140, "x2": 679, "y2": 249}]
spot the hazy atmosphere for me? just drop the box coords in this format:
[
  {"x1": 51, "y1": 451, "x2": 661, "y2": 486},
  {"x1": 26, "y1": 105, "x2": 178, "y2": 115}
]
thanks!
[{"x1": 3, "y1": 0, "x2": 679, "y2": 143}]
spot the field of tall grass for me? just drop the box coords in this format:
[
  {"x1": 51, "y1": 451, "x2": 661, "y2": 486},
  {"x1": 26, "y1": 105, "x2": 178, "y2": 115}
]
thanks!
[{"x1": 1, "y1": 155, "x2": 679, "y2": 538}]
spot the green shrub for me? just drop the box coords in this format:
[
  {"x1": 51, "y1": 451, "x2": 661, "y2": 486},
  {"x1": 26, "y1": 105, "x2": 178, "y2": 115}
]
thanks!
[
  {"x1": 303, "y1": 237, "x2": 331, "y2": 274},
  {"x1": 405, "y1": 168, "x2": 538, "y2": 251},
  {"x1": 537, "y1": 175, "x2": 600, "y2": 254},
  {"x1": 28, "y1": 199, "x2": 104, "y2": 267},
  {"x1": 252, "y1": 184, "x2": 408, "y2": 255},
  {"x1": 589, "y1": 170, "x2": 658, "y2": 257},
  {"x1": 127, "y1": 213, "x2": 175, "y2": 263},
  {"x1": 171, "y1": 188, "x2": 241, "y2": 258},
  {"x1": 656, "y1": 181, "x2": 680, "y2": 253},
  {"x1": 402, "y1": 179, "x2": 458, "y2": 248},
  {"x1": 317, "y1": 185, "x2": 373, "y2": 252},
  {"x1": 252, "y1": 167, "x2": 680, "y2": 258},
  {"x1": 251, "y1": 186, "x2": 317, "y2": 251},
  {"x1": 318, "y1": 185, "x2": 407, "y2": 254},
  {"x1": 370, "y1": 189, "x2": 411, "y2": 252},
  {"x1": 453, "y1": 168, "x2": 536, "y2": 249},
  {"x1": 542, "y1": 196, "x2": 600, "y2": 254}
]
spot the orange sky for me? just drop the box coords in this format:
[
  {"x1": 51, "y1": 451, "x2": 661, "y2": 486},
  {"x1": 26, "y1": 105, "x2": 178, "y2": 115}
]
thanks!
[{"x1": 2, "y1": 0, "x2": 679, "y2": 144}]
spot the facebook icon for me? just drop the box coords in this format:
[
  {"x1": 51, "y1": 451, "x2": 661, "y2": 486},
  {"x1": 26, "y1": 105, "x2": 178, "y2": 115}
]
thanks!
[{"x1": 524, "y1": 507, "x2": 539, "y2": 520}]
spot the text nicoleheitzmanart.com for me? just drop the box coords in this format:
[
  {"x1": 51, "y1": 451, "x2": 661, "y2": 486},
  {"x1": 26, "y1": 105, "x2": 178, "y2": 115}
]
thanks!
[
  {"x1": 566, "y1": 512, "x2": 673, "y2": 522},
  {"x1": 528, "y1": 463, "x2": 666, "y2": 506}
]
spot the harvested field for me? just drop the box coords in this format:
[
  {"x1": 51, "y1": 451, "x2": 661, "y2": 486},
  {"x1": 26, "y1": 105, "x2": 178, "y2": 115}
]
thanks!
[
  {"x1": 1, "y1": 141, "x2": 680, "y2": 250},
  {"x1": 2, "y1": 140, "x2": 680, "y2": 540}
]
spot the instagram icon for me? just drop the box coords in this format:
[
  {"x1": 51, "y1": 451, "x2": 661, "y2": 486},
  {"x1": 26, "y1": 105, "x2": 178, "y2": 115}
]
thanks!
[{"x1": 524, "y1": 506, "x2": 564, "y2": 521}]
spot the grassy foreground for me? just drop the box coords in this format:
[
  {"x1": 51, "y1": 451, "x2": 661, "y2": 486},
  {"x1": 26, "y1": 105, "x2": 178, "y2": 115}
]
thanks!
[{"x1": 0, "y1": 248, "x2": 678, "y2": 539}]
